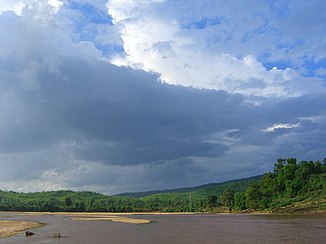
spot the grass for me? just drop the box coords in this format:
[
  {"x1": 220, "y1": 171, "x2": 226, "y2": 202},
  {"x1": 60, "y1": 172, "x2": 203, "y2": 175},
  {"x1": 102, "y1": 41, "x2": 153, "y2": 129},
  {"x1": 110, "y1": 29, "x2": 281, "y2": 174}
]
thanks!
[{"x1": 272, "y1": 196, "x2": 326, "y2": 214}]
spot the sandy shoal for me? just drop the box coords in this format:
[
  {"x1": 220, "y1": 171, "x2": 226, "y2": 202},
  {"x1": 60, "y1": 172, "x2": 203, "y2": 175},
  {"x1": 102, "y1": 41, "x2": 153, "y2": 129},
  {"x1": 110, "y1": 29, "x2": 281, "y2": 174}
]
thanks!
[
  {"x1": 0, "y1": 220, "x2": 43, "y2": 238},
  {"x1": 5, "y1": 212, "x2": 155, "y2": 224},
  {"x1": 70, "y1": 216, "x2": 151, "y2": 224}
]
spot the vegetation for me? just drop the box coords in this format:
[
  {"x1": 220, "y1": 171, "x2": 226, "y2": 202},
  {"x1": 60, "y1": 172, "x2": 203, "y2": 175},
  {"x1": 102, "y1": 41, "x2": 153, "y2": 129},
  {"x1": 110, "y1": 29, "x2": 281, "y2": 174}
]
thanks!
[
  {"x1": 0, "y1": 177, "x2": 259, "y2": 212},
  {"x1": 115, "y1": 176, "x2": 260, "y2": 198},
  {"x1": 231, "y1": 158, "x2": 326, "y2": 213},
  {"x1": 0, "y1": 158, "x2": 325, "y2": 213}
]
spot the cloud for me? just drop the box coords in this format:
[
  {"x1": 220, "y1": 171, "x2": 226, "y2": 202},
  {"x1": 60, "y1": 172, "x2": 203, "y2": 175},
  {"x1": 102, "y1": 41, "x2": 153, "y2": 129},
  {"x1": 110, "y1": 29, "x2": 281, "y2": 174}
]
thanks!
[
  {"x1": 263, "y1": 123, "x2": 300, "y2": 133},
  {"x1": 108, "y1": 0, "x2": 326, "y2": 96},
  {"x1": 0, "y1": 1, "x2": 325, "y2": 194}
]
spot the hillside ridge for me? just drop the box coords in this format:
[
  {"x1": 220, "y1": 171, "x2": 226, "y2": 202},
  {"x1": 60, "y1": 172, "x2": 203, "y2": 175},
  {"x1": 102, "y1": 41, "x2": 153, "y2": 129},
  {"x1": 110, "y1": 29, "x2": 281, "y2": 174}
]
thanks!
[{"x1": 114, "y1": 175, "x2": 262, "y2": 197}]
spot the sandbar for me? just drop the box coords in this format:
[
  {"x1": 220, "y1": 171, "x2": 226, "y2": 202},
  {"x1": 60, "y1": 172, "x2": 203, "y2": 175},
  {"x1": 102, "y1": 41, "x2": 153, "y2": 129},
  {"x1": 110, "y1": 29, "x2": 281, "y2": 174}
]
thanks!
[
  {"x1": 70, "y1": 216, "x2": 151, "y2": 224},
  {"x1": 0, "y1": 220, "x2": 43, "y2": 238}
]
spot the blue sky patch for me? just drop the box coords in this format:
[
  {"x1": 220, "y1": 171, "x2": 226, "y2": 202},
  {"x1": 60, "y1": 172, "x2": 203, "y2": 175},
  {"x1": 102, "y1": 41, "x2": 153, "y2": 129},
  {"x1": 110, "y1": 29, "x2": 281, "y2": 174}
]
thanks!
[
  {"x1": 302, "y1": 58, "x2": 326, "y2": 80},
  {"x1": 63, "y1": 1, "x2": 124, "y2": 57},
  {"x1": 181, "y1": 16, "x2": 225, "y2": 29},
  {"x1": 263, "y1": 60, "x2": 293, "y2": 70},
  {"x1": 96, "y1": 43, "x2": 125, "y2": 57},
  {"x1": 66, "y1": 1, "x2": 113, "y2": 25}
]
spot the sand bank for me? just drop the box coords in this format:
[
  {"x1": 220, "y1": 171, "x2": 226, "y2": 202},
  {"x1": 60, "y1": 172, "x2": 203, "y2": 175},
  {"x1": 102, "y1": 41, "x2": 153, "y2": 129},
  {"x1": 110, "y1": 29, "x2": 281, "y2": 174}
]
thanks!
[
  {"x1": 0, "y1": 220, "x2": 43, "y2": 238},
  {"x1": 7, "y1": 212, "x2": 153, "y2": 224},
  {"x1": 70, "y1": 216, "x2": 151, "y2": 224}
]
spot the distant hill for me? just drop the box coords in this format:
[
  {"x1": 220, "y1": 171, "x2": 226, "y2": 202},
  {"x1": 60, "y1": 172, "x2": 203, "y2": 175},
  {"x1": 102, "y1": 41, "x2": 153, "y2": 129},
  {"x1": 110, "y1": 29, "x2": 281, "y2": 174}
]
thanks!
[
  {"x1": 0, "y1": 175, "x2": 261, "y2": 212},
  {"x1": 114, "y1": 175, "x2": 262, "y2": 197},
  {"x1": 0, "y1": 159, "x2": 325, "y2": 213},
  {"x1": 128, "y1": 158, "x2": 326, "y2": 214}
]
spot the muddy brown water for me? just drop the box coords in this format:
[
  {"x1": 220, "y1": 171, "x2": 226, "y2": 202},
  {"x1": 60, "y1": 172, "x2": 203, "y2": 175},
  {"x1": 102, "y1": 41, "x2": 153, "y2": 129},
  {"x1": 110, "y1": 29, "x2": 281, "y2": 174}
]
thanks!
[{"x1": 0, "y1": 212, "x2": 325, "y2": 243}]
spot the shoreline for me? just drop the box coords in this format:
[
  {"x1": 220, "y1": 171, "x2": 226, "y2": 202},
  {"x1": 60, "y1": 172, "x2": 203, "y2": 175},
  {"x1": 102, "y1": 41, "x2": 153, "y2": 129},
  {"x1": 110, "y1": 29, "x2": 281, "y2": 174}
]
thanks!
[
  {"x1": 1, "y1": 210, "x2": 325, "y2": 239},
  {"x1": 0, "y1": 220, "x2": 43, "y2": 239},
  {"x1": 2, "y1": 209, "x2": 326, "y2": 216}
]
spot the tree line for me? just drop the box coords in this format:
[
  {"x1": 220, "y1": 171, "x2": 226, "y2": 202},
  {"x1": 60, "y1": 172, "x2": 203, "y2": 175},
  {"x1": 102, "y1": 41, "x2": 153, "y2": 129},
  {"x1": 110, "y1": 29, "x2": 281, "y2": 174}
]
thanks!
[
  {"x1": 216, "y1": 158, "x2": 326, "y2": 212},
  {"x1": 0, "y1": 158, "x2": 325, "y2": 213}
]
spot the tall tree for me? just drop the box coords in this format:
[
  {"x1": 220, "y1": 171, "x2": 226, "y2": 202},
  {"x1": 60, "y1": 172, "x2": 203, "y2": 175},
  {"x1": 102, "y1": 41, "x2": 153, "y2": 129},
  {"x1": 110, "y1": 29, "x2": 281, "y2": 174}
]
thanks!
[{"x1": 220, "y1": 189, "x2": 235, "y2": 211}]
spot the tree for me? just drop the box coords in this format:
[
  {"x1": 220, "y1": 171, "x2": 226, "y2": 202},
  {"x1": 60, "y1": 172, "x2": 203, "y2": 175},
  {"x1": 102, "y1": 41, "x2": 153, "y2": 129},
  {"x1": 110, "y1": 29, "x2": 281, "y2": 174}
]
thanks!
[
  {"x1": 314, "y1": 161, "x2": 323, "y2": 174},
  {"x1": 220, "y1": 189, "x2": 235, "y2": 211},
  {"x1": 74, "y1": 201, "x2": 86, "y2": 211},
  {"x1": 260, "y1": 173, "x2": 277, "y2": 198},
  {"x1": 48, "y1": 198, "x2": 60, "y2": 211},
  {"x1": 65, "y1": 197, "x2": 73, "y2": 208},
  {"x1": 286, "y1": 158, "x2": 297, "y2": 165},
  {"x1": 207, "y1": 194, "x2": 218, "y2": 208},
  {"x1": 274, "y1": 158, "x2": 287, "y2": 173},
  {"x1": 234, "y1": 192, "x2": 246, "y2": 210},
  {"x1": 245, "y1": 183, "x2": 262, "y2": 209},
  {"x1": 322, "y1": 158, "x2": 326, "y2": 165},
  {"x1": 276, "y1": 159, "x2": 298, "y2": 194}
]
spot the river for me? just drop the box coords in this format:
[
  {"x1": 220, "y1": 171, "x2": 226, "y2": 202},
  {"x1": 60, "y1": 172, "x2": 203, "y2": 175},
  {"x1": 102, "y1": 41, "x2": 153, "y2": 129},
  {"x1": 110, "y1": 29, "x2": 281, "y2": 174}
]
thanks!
[{"x1": 0, "y1": 212, "x2": 325, "y2": 243}]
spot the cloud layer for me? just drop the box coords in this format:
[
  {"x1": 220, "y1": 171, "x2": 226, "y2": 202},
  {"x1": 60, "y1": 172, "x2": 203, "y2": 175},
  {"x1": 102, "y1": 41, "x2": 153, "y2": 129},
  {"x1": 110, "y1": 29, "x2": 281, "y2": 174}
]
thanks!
[
  {"x1": 109, "y1": 0, "x2": 326, "y2": 96},
  {"x1": 0, "y1": 0, "x2": 325, "y2": 194}
]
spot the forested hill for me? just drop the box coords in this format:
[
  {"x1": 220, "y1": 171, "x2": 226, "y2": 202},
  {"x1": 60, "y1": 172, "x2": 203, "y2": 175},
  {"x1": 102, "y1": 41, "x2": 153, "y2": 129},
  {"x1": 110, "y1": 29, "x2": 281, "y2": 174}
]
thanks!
[
  {"x1": 0, "y1": 158, "x2": 325, "y2": 213},
  {"x1": 115, "y1": 175, "x2": 261, "y2": 197},
  {"x1": 0, "y1": 175, "x2": 260, "y2": 212}
]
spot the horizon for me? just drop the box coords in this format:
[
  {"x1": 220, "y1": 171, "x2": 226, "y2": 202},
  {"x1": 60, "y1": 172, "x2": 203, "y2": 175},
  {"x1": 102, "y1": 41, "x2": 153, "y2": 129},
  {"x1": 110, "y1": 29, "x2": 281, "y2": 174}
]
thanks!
[
  {"x1": 0, "y1": 0, "x2": 325, "y2": 195},
  {"x1": 1, "y1": 173, "x2": 262, "y2": 196}
]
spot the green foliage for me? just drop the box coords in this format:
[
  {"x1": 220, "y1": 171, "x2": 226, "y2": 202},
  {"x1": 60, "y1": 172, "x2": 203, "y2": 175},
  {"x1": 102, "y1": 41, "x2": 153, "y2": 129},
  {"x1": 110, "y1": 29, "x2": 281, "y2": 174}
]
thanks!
[
  {"x1": 241, "y1": 158, "x2": 326, "y2": 211},
  {"x1": 219, "y1": 189, "x2": 235, "y2": 210},
  {"x1": 260, "y1": 173, "x2": 277, "y2": 198},
  {"x1": 207, "y1": 194, "x2": 218, "y2": 208},
  {"x1": 117, "y1": 176, "x2": 261, "y2": 198},
  {"x1": 245, "y1": 183, "x2": 262, "y2": 209},
  {"x1": 0, "y1": 177, "x2": 259, "y2": 213},
  {"x1": 233, "y1": 192, "x2": 246, "y2": 210},
  {"x1": 0, "y1": 158, "x2": 324, "y2": 213}
]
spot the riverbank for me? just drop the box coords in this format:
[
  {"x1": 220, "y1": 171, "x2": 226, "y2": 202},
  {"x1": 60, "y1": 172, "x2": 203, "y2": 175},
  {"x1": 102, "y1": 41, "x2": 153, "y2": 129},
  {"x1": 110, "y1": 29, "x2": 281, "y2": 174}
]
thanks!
[
  {"x1": 0, "y1": 212, "x2": 151, "y2": 239},
  {"x1": 0, "y1": 220, "x2": 43, "y2": 238},
  {"x1": 4, "y1": 212, "x2": 153, "y2": 225},
  {"x1": 0, "y1": 210, "x2": 325, "y2": 241},
  {"x1": 3, "y1": 206, "x2": 326, "y2": 218},
  {"x1": 1, "y1": 211, "x2": 325, "y2": 244}
]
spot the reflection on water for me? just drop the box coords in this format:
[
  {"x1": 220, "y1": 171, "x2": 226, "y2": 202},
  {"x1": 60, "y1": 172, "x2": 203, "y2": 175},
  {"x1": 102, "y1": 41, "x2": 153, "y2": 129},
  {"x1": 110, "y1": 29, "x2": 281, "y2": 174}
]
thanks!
[{"x1": 0, "y1": 212, "x2": 325, "y2": 244}]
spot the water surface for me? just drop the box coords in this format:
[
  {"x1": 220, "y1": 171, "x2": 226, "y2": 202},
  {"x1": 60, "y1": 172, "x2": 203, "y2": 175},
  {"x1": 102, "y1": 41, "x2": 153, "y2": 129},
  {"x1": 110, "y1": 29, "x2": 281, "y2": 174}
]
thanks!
[{"x1": 0, "y1": 212, "x2": 325, "y2": 244}]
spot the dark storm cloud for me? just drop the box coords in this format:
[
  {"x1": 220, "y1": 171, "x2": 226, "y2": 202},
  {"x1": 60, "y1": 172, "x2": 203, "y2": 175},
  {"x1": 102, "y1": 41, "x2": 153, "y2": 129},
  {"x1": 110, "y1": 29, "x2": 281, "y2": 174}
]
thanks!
[
  {"x1": 5, "y1": 56, "x2": 236, "y2": 164},
  {"x1": 1, "y1": 51, "x2": 325, "y2": 166},
  {"x1": 0, "y1": 2, "x2": 326, "y2": 194}
]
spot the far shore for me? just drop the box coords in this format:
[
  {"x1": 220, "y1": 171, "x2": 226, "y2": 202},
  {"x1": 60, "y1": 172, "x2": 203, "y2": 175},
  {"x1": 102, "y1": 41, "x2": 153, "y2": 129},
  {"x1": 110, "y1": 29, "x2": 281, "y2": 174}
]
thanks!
[
  {"x1": 10, "y1": 211, "x2": 200, "y2": 215},
  {"x1": 2, "y1": 209, "x2": 326, "y2": 217}
]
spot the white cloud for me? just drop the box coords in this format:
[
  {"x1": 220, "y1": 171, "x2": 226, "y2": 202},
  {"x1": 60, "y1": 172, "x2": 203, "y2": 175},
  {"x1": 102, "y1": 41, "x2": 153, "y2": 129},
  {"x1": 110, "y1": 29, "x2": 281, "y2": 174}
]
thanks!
[
  {"x1": 0, "y1": 0, "x2": 63, "y2": 16},
  {"x1": 107, "y1": 0, "x2": 326, "y2": 97},
  {"x1": 48, "y1": 0, "x2": 63, "y2": 12},
  {"x1": 263, "y1": 116, "x2": 322, "y2": 133},
  {"x1": 0, "y1": 1, "x2": 26, "y2": 15},
  {"x1": 0, "y1": 1, "x2": 326, "y2": 195},
  {"x1": 263, "y1": 123, "x2": 300, "y2": 133}
]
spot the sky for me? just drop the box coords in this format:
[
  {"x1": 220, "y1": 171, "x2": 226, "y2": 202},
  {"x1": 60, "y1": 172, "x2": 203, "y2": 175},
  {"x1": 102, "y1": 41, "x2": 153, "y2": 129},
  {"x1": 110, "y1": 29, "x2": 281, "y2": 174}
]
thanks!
[{"x1": 0, "y1": 0, "x2": 325, "y2": 195}]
